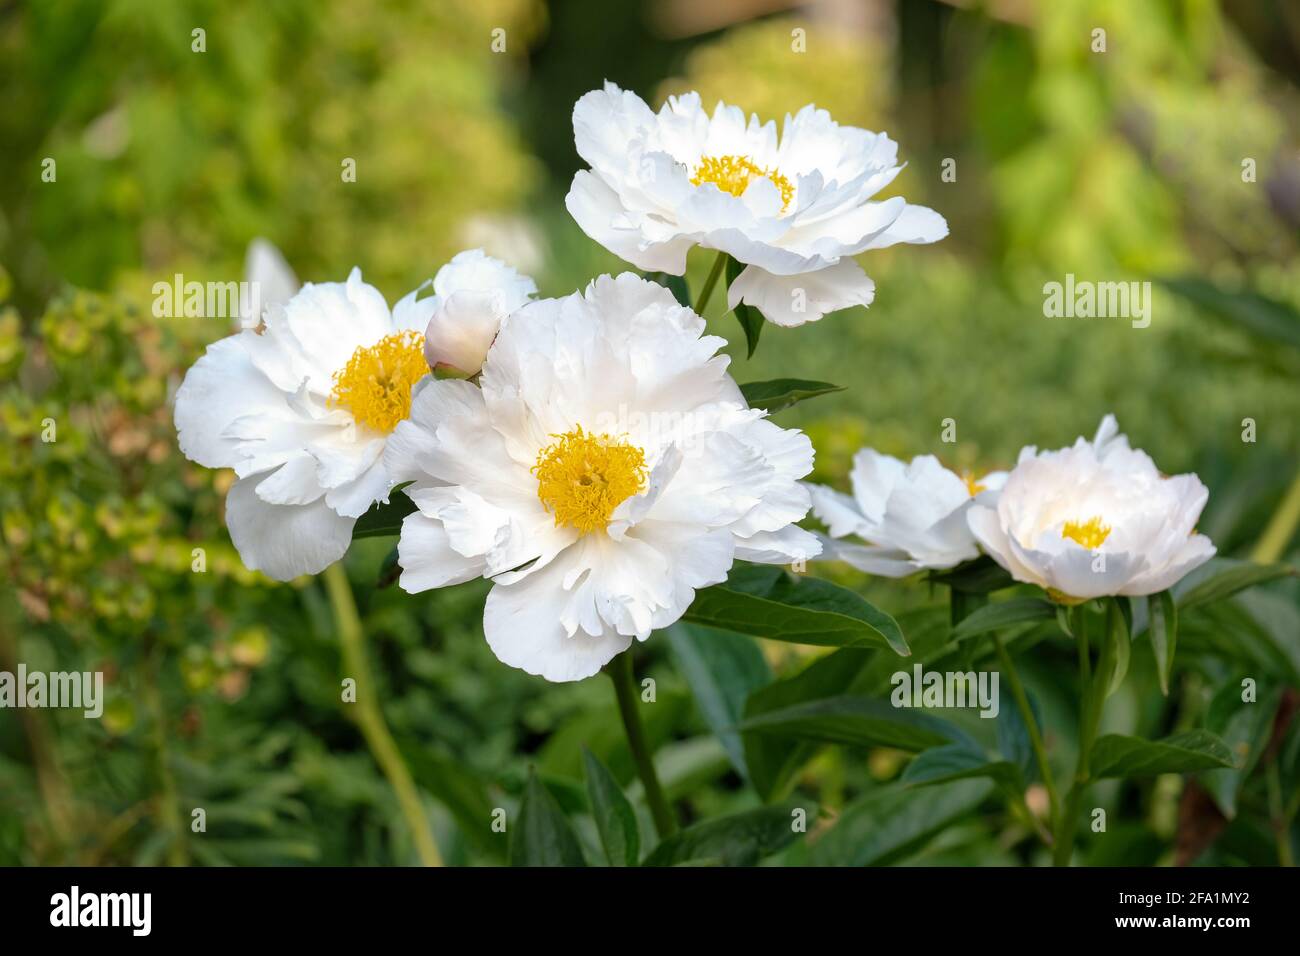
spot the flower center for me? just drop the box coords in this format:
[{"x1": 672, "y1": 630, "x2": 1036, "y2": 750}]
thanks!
[
  {"x1": 1061, "y1": 516, "x2": 1111, "y2": 550},
  {"x1": 691, "y1": 154, "x2": 794, "y2": 211},
  {"x1": 329, "y1": 331, "x2": 429, "y2": 433},
  {"x1": 533, "y1": 427, "x2": 648, "y2": 535},
  {"x1": 962, "y1": 471, "x2": 987, "y2": 497}
]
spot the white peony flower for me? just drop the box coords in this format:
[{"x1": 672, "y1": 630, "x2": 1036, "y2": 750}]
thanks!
[
  {"x1": 565, "y1": 82, "x2": 947, "y2": 327},
  {"x1": 175, "y1": 253, "x2": 524, "y2": 580},
  {"x1": 239, "y1": 238, "x2": 300, "y2": 331},
  {"x1": 385, "y1": 273, "x2": 821, "y2": 682},
  {"x1": 966, "y1": 415, "x2": 1216, "y2": 603},
  {"x1": 809, "y1": 449, "x2": 1006, "y2": 577},
  {"x1": 421, "y1": 249, "x2": 537, "y2": 376}
]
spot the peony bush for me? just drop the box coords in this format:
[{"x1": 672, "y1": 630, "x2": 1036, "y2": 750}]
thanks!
[{"x1": 166, "y1": 88, "x2": 1296, "y2": 866}]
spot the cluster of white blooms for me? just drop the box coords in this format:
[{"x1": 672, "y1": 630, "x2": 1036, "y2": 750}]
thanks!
[
  {"x1": 814, "y1": 415, "x2": 1215, "y2": 603},
  {"x1": 175, "y1": 85, "x2": 1213, "y2": 681}
]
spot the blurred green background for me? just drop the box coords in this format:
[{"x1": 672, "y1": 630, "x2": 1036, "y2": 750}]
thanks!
[{"x1": 1, "y1": 0, "x2": 1298, "y2": 866}]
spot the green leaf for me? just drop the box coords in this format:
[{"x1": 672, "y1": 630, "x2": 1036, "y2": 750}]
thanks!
[
  {"x1": 996, "y1": 689, "x2": 1042, "y2": 781},
  {"x1": 352, "y1": 487, "x2": 417, "y2": 540},
  {"x1": 1089, "y1": 731, "x2": 1236, "y2": 779},
  {"x1": 739, "y1": 378, "x2": 844, "y2": 413},
  {"x1": 1175, "y1": 559, "x2": 1296, "y2": 611},
  {"x1": 809, "y1": 780, "x2": 992, "y2": 866},
  {"x1": 740, "y1": 695, "x2": 971, "y2": 753},
  {"x1": 582, "y1": 748, "x2": 640, "y2": 866},
  {"x1": 376, "y1": 545, "x2": 401, "y2": 589},
  {"x1": 642, "y1": 271, "x2": 690, "y2": 308},
  {"x1": 1202, "y1": 682, "x2": 1282, "y2": 819},
  {"x1": 643, "y1": 800, "x2": 811, "y2": 866},
  {"x1": 510, "y1": 769, "x2": 586, "y2": 867},
  {"x1": 726, "y1": 255, "x2": 764, "y2": 358},
  {"x1": 665, "y1": 623, "x2": 770, "y2": 779},
  {"x1": 741, "y1": 648, "x2": 874, "y2": 801},
  {"x1": 740, "y1": 608, "x2": 953, "y2": 801},
  {"x1": 1160, "y1": 276, "x2": 1300, "y2": 353},
  {"x1": 1055, "y1": 604, "x2": 1073, "y2": 638},
  {"x1": 1148, "y1": 590, "x2": 1177, "y2": 696},
  {"x1": 928, "y1": 556, "x2": 1016, "y2": 594},
  {"x1": 1104, "y1": 598, "x2": 1131, "y2": 698},
  {"x1": 685, "y1": 564, "x2": 909, "y2": 655},
  {"x1": 901, "y1": 744, "x2": 1022, "y2": 790},
  {"x1": 950, "y1": 598, "x2": 1056, "y2": 641}
]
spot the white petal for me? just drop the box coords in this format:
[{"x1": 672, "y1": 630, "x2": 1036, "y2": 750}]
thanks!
[
  {"x1": 565, "y1": 171, "x2": 692, "y2": 274},
  {"x1": 819, "y1": 537, "x2": 918, "y2": 578},
  {"x1": 253, "y1": 454, "x2": 325, "y2": 506},
  {"x1": 807, "y1": 482, "x2": 870, "y2": 538},
  {"x1": 1121, "y1": 534, "x2": 1216, "y2": 596},
  {"x1": 423, "y1": 289, "x2": 508, "y2": 376},
  {"x1": 226, "y1": 474, "x2": 354, "y2": 580},
  {"x1": 1044, "y1": 547, "x2": 1146, "y2": 601},
  {"x1": 727, "y1": 260, "x2": 875, "y2": 327},
  {"x1": 241, "y1": 239, "x2": 300, "y2": 331},
  {"x1": 483, "y1": 548, "x2": 634, "y2": 682},
  {"x1": 853, "y1": 203, "x2": 948, "y2": 251},
  {"x1": 174, "y1": 334, "x2": 293, "y2": 470},
  {"x1": 390, "y1": 281, "x2": 438, "y2": 335},
  {"x1": 433, "y1": 248, "x2": 537, "y2": 312},
  {"x1": 572, "y1": 82, "x2": 657, "y2": 180},
  {"x1": 323, "y1": 456, "x2": 392, "y2": 519},
  {"x1": 967, "y1": 504, "x2": 1039, "y2": 585},
  {"x1": 280, "y1": 271, "x2": 392, "y2": 391},
  {"x1": 734, "y1": 525, "x2": 822, "y2": 564},
  {"x1": 397, "y1": 512, "x2": 488, "y2": 593}
]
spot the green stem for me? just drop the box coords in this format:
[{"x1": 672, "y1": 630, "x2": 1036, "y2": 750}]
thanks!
[
  {"x1": 1053, "y1": 601, "x2": 1114, "y2": 866},
  {"x1": 1252, "y1": 466, "x2": 1300, "y2": 563},
  {"x1": 993, "y1": 632, "x2": 1058, "y2": 841},
  {"x1": 1267, "y1": 762, "x2": 1295, "y2": 867},
  {"x1": 694, "y1": 251, "x2": 727, "y2": 317},
  {"x1": 608, "y1": 648, "x2": 677, "y2": 839},
  {"x1": 323, "y1": 563, "x2": 443, "y2": 867},
  {"x1": 144, "y1": 646, "x2": 187, "y2": 866}
]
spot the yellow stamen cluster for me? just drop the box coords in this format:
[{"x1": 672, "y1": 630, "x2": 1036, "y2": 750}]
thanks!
[
  {"x1": 329, "y1": 331, "x2": 429, "y2": 434},
  {"x1": 533, "y1": 427, "x2": 648, "y2": 535},
  {"x1": 1061, "y1": 516, "x2": 1111, "y2": 550},
  {"x1": 691, "y1": 154, "x2": 794, "y2": 211},
  {"x1": 962, "y1": 471, "x2": 987, "y2": 497}
]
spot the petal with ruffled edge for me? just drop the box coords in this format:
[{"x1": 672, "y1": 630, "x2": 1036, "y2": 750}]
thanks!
[
  {"x1": 566, "y1": 171, "x2": 694, "y2": 275},
  {"x1": 483, "y1": 545, "x2": 636, "y2": 683},
  {"x1": 727, "y1": 259, "x2": 876, "y2": 328},
  {"x1": 397, "y1": 512, "x2": 488, "y2": 593},
  {"x1": 174, "y1": 335, "x2": 294, "y2": 470},
  {"x1": 225, "y1": 473, "x2": 355, "y2": 580}
]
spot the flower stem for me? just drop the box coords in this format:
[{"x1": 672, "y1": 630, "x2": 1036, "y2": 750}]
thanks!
[
  {"x1": 993, "y1": 632, "x2": 1058, "y2": 841},
  {"x1": 608, "y1": 648, "x2": 677, "y2": 839},
  {"x1": 1267, "y1": 761, "x2": 1296, "y2": 867},
  {"x1": 1252, "y1": 466, "x2": 1300, "y2": 563},
  {"x1": 144, "y1": 645, "x2": 188, "y2": 866},
  {"x1": 323, "y1": 562, "x2": 443, "y2": 867},
  {"x1": 1053, "y1": 601, "x2": 1113, "y2": 866},
  {"x1": 694, "y1": 251, "x2": 727, "y2": 317}
]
